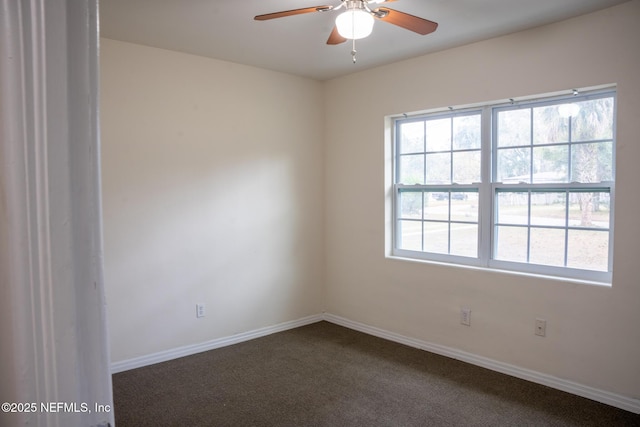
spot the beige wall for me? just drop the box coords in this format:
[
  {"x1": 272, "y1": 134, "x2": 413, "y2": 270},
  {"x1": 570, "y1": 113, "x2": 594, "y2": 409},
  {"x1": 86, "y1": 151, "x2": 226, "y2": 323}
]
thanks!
[
  {"x1": 101, "y1": 39, "x2": 325, "y2": 362},
  {"x1": 101, "y1": 0, "x2": 640, "y2": 403},
  {"x1": 325, "y1": 1, "x2": 640, "y2": 398}
]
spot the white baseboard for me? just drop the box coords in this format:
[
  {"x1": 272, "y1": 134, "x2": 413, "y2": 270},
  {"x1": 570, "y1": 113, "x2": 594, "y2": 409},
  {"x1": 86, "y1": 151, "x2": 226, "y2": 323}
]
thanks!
[
  {"x1": 110, "y1": 314, "x2": 323, "y2": 374},
  {"x1": 110, "y1": 311, "x2": 639, "y2": 414},
  {"x1": 322, "y1": 312, "x2": 640, "y2": 414}
]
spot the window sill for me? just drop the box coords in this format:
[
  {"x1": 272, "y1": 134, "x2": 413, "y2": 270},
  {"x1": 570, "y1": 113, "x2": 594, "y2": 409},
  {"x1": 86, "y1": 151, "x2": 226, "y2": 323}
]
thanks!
[{"x1": 386, "y1": 254, "x2": 612, "y2": 288}]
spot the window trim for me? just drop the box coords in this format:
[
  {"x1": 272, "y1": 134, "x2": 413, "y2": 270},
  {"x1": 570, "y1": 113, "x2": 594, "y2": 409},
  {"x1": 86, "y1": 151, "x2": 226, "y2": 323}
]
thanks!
[{"x1": 390, "y1": 88, "x2": 616, "y2": 284}]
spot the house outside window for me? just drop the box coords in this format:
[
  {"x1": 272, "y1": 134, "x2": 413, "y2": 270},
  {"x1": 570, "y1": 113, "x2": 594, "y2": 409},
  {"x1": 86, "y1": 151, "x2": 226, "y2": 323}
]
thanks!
[{"x1": 392, "y1": 88, "x2": 615, "y2": 283}]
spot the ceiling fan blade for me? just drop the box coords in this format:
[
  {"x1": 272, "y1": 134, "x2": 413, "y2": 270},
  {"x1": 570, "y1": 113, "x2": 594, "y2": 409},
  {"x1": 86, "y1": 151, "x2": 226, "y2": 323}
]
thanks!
[
  {"x1": 375, "y1": 7, "x2": 438, "y2": 35},
  {"x1": 255, "y1": 6, "x2": 332, "y2": 21},
  {"x1": 327, "y1": 26, "x2": 347, "y2": 45}
]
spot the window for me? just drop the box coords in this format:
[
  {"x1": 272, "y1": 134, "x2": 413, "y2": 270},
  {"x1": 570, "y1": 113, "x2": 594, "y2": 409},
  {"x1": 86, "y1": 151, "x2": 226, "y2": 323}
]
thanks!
[{"x1": 392, "y1": 89, "x2": 615, "y2": 283}]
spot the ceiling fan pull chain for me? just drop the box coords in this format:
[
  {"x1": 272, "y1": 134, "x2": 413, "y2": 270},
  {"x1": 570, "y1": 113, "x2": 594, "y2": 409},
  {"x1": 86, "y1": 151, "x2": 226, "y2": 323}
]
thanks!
[{"x1": 351, "y1": 38, "x2": 357, "y2": 63}]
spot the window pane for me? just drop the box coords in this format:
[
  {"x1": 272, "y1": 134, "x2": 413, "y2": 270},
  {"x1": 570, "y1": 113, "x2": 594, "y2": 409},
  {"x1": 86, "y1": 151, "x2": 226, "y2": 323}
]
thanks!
[
  {"x1": 532, "y1": 145, "x2": 568, "y2": 183},
  {"x1": 398, "y1": 220, "x2": 422, "y2": 251},
  {"x1": 451, "y1": 223, "x2": 478, "y2": 257},
  {"x1": 568, "y1": 192, "x2": 610, "y2": 228},
  {"x1": 399, "y1": 121, "x2": 424, "y2": 154},
  {"x1": 424, "y1": 222, "x2": 448, "y2": 254},
  {"x1": 426, "y1": 118, "x2": 451, "y2": 152},
  {"x1": 567, "y1": 229, "x2": 609, "y2": 271},
  {"x1": 426, "y1": 153, "x2": 451, "y2": 184},
  {"x1": 451, "y1": 193, "x2": 478, "y2": 222},
  {"x1": 497, "y1": 147, "x2": 530, "y2": 183},
  {"x1": 452, "y1": 151, "x2": 481, "y2": 184},
  {"x1": 530, "y1": 227, "x2": 566, "y2": 267},
  {"x1": 399, "y1": 154, "x2": 424, "y2": 184},
  {"x1": 530, "y1": 192, "x2": 566, "y2": 227},
  {"x1": 495, "y1": 226, "x2": 528, "y2": 262},
  {"x1": 425, "y1": 192, "x2": 449, "y2": 221},
  {"x1": 571, "y1": 97, "x2": 614, "y2": 142},
  {"x1": 497, "y1": 109, "x2": 531, "y2": 147},
  {"x1": 496, "y1": 192, "x2": 528, "y2": 225},
  {"x1": 399, "y1": 191, "x2": 423, "y2": 219},
  {"x1": 533, "y1": 105, "x2": 569, "y2": 145},
  {"x1": 571, "y1": 142, "x2": 613, "y2": 182},
  {"x1": 453, "y1": 115, "x2": 481, "y2": 150}
]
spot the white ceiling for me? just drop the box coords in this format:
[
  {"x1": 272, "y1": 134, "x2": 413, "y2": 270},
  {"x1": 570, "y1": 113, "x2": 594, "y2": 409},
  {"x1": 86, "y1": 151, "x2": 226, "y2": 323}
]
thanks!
[{"x1": 100, "y1": 0, "x2": 629, "y2": 81}]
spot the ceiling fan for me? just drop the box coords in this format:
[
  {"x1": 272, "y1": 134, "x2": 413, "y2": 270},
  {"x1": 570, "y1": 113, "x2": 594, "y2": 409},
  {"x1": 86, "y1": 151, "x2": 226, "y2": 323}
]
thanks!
[{"x1": 255, "y1": 0, "x2": 438, "y2": 62}]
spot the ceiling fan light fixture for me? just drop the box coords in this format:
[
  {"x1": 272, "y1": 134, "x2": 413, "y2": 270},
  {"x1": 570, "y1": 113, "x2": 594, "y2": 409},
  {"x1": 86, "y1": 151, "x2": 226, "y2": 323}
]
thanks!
[{"x1": 335, "y1": 9, "x2": 374, "y2": 40}]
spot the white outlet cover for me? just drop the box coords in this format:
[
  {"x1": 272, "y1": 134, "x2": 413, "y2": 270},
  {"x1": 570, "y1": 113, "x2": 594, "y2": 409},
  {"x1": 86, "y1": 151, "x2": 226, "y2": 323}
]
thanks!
[
  {"x1": 196, "y1": 303, "x2": 205, "y2": 318},
  {"x1": 535, "y1": 318, "x2": 546, "y2": 336},
  {"x1": 461, "y1": 308, "x2": 471, "y2": 326}
]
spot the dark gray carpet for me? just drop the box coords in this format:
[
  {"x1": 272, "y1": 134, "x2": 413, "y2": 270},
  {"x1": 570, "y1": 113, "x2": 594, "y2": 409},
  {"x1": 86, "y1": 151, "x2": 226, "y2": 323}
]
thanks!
[{"x1": 112, "y1": 321, "x2": 640, "y2": 426}]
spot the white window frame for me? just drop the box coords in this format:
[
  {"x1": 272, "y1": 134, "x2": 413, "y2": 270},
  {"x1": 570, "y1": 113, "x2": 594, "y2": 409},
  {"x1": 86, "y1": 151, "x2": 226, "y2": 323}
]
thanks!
[{"x1": 390, "y1": 88, "x2": 616, "y2": 284}]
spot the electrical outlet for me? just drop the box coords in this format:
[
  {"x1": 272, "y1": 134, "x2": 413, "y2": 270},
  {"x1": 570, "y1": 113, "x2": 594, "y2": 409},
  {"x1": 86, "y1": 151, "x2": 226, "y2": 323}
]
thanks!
[
  {"x1": 460, "y1": 307, "x2": 471, "y2": 326},
  {"x1": 535, "y1": 318, "x2": 546, "y2": 336},
  {"x1": 196, "y1": 303, "x2": 205, "y2": 318}
]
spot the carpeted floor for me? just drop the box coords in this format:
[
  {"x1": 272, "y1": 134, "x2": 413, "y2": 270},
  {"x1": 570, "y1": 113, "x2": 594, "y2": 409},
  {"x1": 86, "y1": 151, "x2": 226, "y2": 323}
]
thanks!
[{"x1": 112, "y1": 321, "x2": 640, "y2": 426}]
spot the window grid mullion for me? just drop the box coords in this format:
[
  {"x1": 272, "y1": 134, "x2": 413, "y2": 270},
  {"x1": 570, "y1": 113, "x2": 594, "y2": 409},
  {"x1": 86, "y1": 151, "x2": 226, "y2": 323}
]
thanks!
[
  {"x1": 568, "y1": 115, "x2": 573, "y2": 181},
  {"x1": 481, "y1": 106, "x2": 493, "y2": 266},
  {"x1": 526, "y1": 191, "x2": 532, "y2": 263},
  {"x1": 450, "y1": 117, "x2": 454, "y2": 184},
  {"x1": 563, "y1": 190, "x2": 570, "y2": 267},
  {"x1": 447, "y1": 196, "x2": 452, "y2": 254},
  {"x1": 421, "y1": 191, "x2": 425, "y2": 252},
  {"x1": 529, "y1": 108, "x2": 534, "y2": 184},
  {"x1": 422, "y1": 120, "x2": 427, "y2": 185}
]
